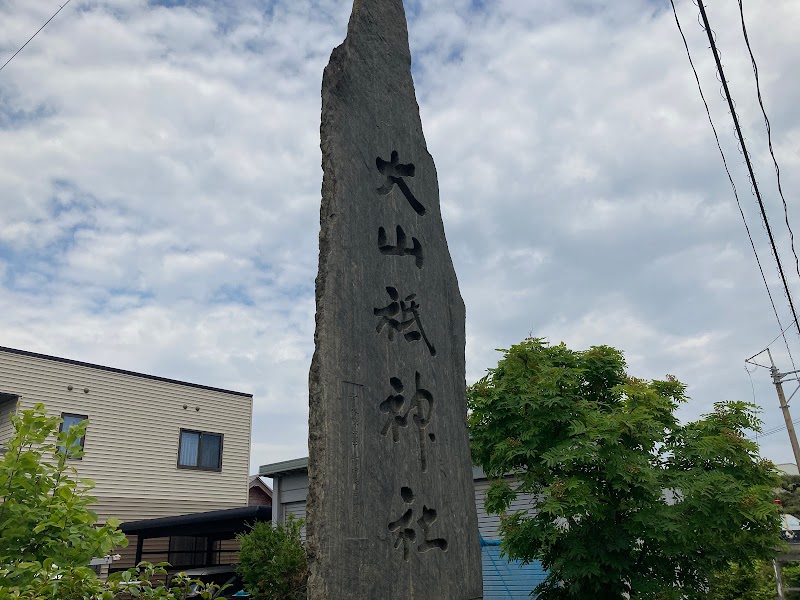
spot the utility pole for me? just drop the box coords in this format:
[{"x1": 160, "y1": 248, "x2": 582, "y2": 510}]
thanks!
[{"x1": 768, "y1": 349, "x2": 800, "y2": 470}]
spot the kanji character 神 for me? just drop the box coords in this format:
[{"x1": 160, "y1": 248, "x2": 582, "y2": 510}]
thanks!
[{"x1": 379, "y1": 372, "x2": 435, "y2": 471}]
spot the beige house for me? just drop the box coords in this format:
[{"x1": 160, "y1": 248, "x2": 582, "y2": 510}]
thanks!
[{"x1": 0, "y1": 345, "x2": 253, "y2": 523}]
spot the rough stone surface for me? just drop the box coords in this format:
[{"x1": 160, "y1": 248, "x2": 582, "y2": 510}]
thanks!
[{"x1": 307, "y1": 1, "x2": 483, "y2": 598}]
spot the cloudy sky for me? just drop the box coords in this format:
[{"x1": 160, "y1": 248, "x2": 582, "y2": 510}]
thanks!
[{"x1": 2, "y1": 0, "x2": 800, "y2": 473}]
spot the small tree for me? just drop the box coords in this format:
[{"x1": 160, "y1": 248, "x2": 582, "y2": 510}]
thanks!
[
  {"x1": 0, "y1": 403, "x2": 126, "y2": 592},
  {"x1": 468, "y1": 338, "x2": 782, "y2": 599},
  {"x1": 237, "y1": 516, "x2": 308, "y2": 600},
  {"x1": 0, "y1": 403, "x2": 221, "y2": 599}
]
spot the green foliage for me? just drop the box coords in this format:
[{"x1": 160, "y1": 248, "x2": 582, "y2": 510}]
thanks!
[
  {"x1": 777, "y1": 475, "x2": 800, "y2": 517},
  {"x1": 0, "y1": 403, "x2": 126, "y2": 592},
  {"x1": 0, "y1": 403, "x2": 223, "y2": 599},
  {"x1": 706, "y1": 561, "x2": 776, "y2": 600},
  {"x1": 0, "y1": 561, "x2": 223, "y2": 600},
  {"x1": 468, "y1": 338, "x2": 782, "y2": 600},
  {"x1": 783, "y1": 562, "x2": 800, "y2": 599},
  {"x1": 237, "y1": 516, "x2": 308, "y2": 600}
]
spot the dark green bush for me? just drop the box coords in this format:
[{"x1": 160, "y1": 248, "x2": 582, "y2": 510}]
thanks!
[{"x1": 236, "y1": 516, "x2": 307, "y2": 600}]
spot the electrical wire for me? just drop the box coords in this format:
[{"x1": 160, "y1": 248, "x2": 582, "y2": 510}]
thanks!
[
  {"x1": 737, "y1": 0, "x2": 800, "y2": 288},
  {"x1": 764, "y1": 317, "x2": 800, "y2": 356},
  {"x1": 0, "y1": 0, "x2": 73, "y2": 74},
  {"x1": 746, "y1": 364, "x2": 758, "y2": 404},
  {"x1": 695, "y1": 0, "x2": 800, "y2": 340},
  {"x1": 669, "y1": 0, "x2": 796, "y2": 369},
  {"x1": 750, "y1": 418, "x2": 800, "y2": 441},
  {"x1": 743, "y1": 367, "x2": 795, "y2": 441}
]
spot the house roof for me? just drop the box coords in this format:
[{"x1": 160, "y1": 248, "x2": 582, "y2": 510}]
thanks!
[
  {"x1": 249, "y1": 475, "x2": 273, "y2": 497},
  {"x1": 120, "y1": 505, "x2": 271, "y2": 538},
  {"x1": 0, "y1": 392, "x2": 19, "y2": 403},
  {"x1": 259, "y1": 457, "x2": 309, "y2": 478},
  {"x1": 0, "y1": 346, "x2": 252, "y2": 398}
]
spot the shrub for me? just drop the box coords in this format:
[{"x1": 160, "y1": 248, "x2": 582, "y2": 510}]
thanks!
[
  {"x1": 237, "y1": 516, "x2": 308, "y2": 600},
  {"x1": 705, "y1": 560, "x2": 777, "y2": 600}
]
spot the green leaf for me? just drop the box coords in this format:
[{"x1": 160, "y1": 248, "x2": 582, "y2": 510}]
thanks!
[{"x1": 468, "y1": 337, "x2": 782, "y2": 598}]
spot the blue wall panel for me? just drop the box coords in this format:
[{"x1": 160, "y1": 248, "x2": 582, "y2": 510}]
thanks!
[{"x1": 481, "y1": 540, "x2": 547, "y2": 599}]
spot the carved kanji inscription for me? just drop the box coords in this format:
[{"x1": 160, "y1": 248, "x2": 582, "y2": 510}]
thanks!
[
  {"x1": 373, "y1": 286, "x2": 436, "y2": 357},
  {"x1": 378, "y1": 225, "x2": 423, "y2": 269},
  {"x1": 376, "y1": 150, "x2": 426, "y2": 216},
  {"x1": 388, "y1": 486, "x2": 448, "y2": 561},
  {"x1": 379, "y1": 372, "x2": 435, "y2": 472}
]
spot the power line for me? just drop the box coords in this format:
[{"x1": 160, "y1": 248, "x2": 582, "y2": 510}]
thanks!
[
  {"x1": 737, "y1": 0, "x2": 800, "y2": 290},
  {"x1": 745, "y1": 318, "x2": 800, "y2": 375},
  {"x1": 668, "y1": 0, "x2": 796, "y2": 369},
  {"x1": 0, "y1": 0, "x2": 73, "y2": 75},
  {"x1": 750, "y1": 417, "x2": 800, "y2": 441},
  {"x1": 695, "y1": 0, "x2": 800, "y2": 339},
  {"x1": 764, "y1": 317, "x2": 800, "y2": 355}
]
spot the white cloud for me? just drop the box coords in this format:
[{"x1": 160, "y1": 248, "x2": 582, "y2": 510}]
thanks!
[{"x1": 2, "y1": 0, "x2": 800, "y2": 472}]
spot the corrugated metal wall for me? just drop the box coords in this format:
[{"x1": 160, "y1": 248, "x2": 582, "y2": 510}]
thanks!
[
  {"x1": 285, "y1": 501, "x2": 307, "y2": 541},
  {"x1": 481, "y1": 542, "x2": 546, "y2": 599}
]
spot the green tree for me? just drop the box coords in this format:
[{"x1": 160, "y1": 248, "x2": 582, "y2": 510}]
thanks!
[
  {"x1": 782, "y1": 562, "x2": 800, "y2": 599},
  {"x1": 0, "y1": 403, "x2": 221, "y2": 599},
  {"x1": 0, "y1": 402, "x2": 125, "y2": 592},
  {"x1": 706, "y1": 560, "x2": 776, "y2": 600},
  {"x1": 777, "y1": 475, "x2": 800, "y2": 517},
  {"x1": 236, "y1": 516, "x2": 308, "y2": 600},
  {"x1": 468, "y1": 338, "x2": 782, "y2": 600}
]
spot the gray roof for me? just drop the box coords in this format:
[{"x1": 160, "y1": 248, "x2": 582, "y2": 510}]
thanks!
[
  {"x1": 0, "y1": 346, "x2": 252, "y2": 398},
  {"x1": 259, "y1": 457, "x2": 309, "y2": 478},
  {"x1": 249, "y1": 475, "x2": 273, "y2": 495}
]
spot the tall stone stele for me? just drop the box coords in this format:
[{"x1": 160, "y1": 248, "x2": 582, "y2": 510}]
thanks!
[{"x1": 308, "y1": 0, "x2": 483, "y2": 598}]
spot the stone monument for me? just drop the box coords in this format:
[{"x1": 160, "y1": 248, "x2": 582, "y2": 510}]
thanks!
[{"x1": 308, "y1": 0, "x2": 483, "y2": 598}]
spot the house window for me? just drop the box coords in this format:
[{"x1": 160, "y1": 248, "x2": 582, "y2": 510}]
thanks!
[
  {"x1": 168, "y1": 535, "x2": 208, "y2": 568},
  {"x1": 59, "y1": 413, "x2": 88, "y2": 458},
  {"x1": 178, "y1": 429, "x2": 223, "y2": 471}
]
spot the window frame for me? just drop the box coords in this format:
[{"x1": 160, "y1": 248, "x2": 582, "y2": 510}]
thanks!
[
  {"x1": 177, "y1": 429, "x2": 223, "y2": 472},
  {"x1": 58, "y1": 412, "x2": 88, "y2": 459}
]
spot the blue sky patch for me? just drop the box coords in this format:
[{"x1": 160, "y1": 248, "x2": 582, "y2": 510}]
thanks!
[{"x1": 0, "y1": 94, "x2": 55, "y2": 130}]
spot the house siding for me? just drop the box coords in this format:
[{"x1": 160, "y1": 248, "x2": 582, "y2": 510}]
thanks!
[
  {"x1": 280, "y1": 472, "x2": 309, "y2": 499},
  {"x1": 0, "y1": 349, "x2": 252, "y2": 523},
  {"x1": 285, "y1": 501, "x2": 307, "y2": 541},
  {"x1": 277, "y1": 471, "x2": 309, "y2": 540},
  {"x1": 0, "y1": 397, "x2": 17, "y2": 444},
  {"x1": 474, "y1": 477, "x2": 537, "y2": 541}
]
